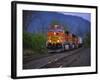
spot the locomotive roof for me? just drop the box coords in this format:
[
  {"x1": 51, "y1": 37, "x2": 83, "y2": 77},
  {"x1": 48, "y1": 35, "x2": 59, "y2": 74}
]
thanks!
[
  {"x1": 48, "y1": 25, "x2": 64, "y2": 32},
  {"x1": 48, "y1": 29, "x2": 64, "y2": 32}
]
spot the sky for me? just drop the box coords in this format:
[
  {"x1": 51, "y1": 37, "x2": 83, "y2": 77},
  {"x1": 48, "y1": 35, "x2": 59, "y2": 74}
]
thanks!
[{"x1": 60, "y1": 12, "x2": 91, "y2": 22}]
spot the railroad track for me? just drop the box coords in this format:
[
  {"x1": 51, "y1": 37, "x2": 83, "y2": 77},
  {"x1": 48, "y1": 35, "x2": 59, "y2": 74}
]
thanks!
[
  {"x1": 41, "y1": 48, "x2": 83, "y2": 68},
  {"x1": 23, "y1": 47, "x2": 84, "y2": 69}
]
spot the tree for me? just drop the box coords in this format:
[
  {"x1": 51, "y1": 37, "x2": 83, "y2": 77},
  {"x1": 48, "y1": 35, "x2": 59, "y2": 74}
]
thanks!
[
  {"x1": 51, "y1": 20, "x2": 60, "y2": 26},
  {"x1": 84, "y1": 32, "x2": 91, "y2": 47}
]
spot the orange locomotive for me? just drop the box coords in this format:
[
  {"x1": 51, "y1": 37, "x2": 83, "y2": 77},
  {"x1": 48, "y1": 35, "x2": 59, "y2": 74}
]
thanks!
[{"x1": 46, "y1": 24, "x2": 82, "y2": 52}]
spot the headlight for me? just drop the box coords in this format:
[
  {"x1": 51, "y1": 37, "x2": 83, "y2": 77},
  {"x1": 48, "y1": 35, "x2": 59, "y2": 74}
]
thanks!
[
  {"x1": 57, "y1": 40, "x2": 60, "y2": 43},
  {"x1": 54, "y1": 32, "x2": 56, "y2": 35},
  {"x1": 48, "y1": 40, "x2": 51, "y2": 42}
]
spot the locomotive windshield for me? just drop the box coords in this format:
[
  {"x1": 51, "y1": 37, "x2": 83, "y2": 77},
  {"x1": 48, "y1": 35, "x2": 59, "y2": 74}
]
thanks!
[{"x1": 47, "y1": 25, "x2": 65, "y2": 44}]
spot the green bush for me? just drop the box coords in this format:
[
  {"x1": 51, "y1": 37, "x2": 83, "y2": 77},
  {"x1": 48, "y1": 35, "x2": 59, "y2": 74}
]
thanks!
[
  {"x1": 23, "y1": 32, "x2": 33, "y2": 49},
  {"x1": 31, "y1": 33, "x2": 47, "y2": 53},
  {"x1": 23, "y1": 32, "x2": 47, "y2": 54}
]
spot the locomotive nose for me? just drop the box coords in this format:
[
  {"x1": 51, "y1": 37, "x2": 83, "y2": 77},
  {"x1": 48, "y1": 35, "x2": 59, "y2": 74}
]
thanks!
[{"x1": 47, "y1": 42, "x2": 62, "y2": 49}]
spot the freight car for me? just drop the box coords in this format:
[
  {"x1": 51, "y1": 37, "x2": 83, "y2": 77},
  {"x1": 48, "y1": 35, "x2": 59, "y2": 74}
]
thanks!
[{"x1": 46, "y1": 24, "x2": 82, "y2": 52}]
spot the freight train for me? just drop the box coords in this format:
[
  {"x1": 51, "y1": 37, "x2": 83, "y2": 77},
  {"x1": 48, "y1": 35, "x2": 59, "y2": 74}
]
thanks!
[{"x1": 46, "y1": 24, "x2": 83, "y2": 52}]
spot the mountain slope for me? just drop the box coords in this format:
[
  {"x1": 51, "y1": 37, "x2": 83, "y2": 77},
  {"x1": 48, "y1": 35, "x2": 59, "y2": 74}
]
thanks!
[{"x1": 23, "y1": 11, "x2": 90, "y2": 38}]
